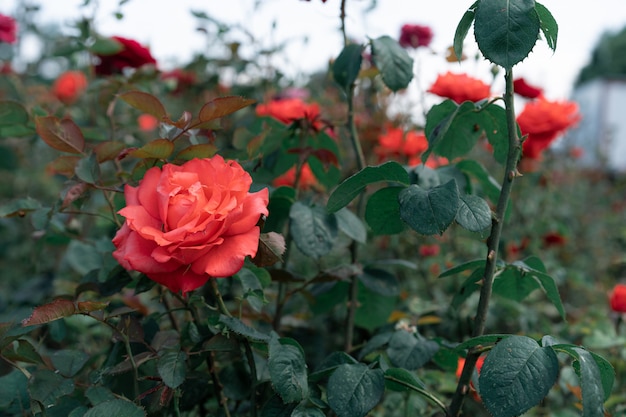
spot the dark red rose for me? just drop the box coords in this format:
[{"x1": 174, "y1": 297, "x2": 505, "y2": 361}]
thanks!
[
  {"x1": 513, "y1": 78, "x2": 543, "y2": 99},
  {"x1": 95, "y1": 36, "x2": 157, "y2": 75},
  {"x1": 399, "y1": 24, "x2": 433, "y2": 48}
]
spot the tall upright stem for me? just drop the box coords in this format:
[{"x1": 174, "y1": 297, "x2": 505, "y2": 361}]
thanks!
[{"x1": 448, "y1": 69, "x2": 522, "y2": 416}]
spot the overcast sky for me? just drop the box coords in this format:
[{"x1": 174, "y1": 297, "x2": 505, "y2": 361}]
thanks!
[{"x1": 4, "y1": 0, "x2": 626, "y2": 99}]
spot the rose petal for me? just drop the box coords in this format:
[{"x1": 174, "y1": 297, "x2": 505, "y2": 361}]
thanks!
[
  {"x1": 136, "y1": 166, "x2": 163, "y2": 220},
  {"x1": 226, "y1": 188, "x2": 269, "y2": 235},
  {"x1": 191, "y1": 227, "x2": 260, "y2": 277},
  {"x1": 113, "y1": 229, "x2": 179, "y2": 274},
  {"x1": 146, "y1": 267, "x2": 210, "y2": 294}
]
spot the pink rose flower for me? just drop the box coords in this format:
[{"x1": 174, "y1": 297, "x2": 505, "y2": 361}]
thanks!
[
  {"x1": 112, "y1": 156, "x2": 269, "y2": 294},
  {"x1": 0, "y1": 14, "x2": 17, "y2": 44},
  {"x1": 399, "y1": 24, "x2": 433, "y2": 49}
]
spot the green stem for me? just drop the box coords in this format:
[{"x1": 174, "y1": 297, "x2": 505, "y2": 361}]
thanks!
[
  {"x1": 448, "y1": 69, "x2": 522, "y2": 417},
  {"x1": 384, "y1": 375, "x2": 449, "y2": 416}
]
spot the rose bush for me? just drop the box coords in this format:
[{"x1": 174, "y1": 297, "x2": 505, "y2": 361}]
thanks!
[{"x1": 112, "y1": 155, "x2": 269, "y2": 294}]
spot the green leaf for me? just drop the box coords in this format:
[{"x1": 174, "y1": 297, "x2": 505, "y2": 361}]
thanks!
[
  {"x1": 424, "y1": 101, "x2": 483, "y2": 160},
  {"x1": 384, "y1": 368, "x2": 426, "y2": 392},
  {"x1": 456, "y1": 193, "x2": 491, "y2": 232},
  {"x1": 355, "y1": 282, "x2": 396, "y2": 332},
  {"x1": 453, "y1": 1, "x2": 478, "y2": 62},
  {"x1": 474, "y1": 0, "x2": 541, "y2": 68},
  {"x1": 119, "y1": 91, "x2": 167, "y2": 120},
  {"x1": 455, "y1": 159, "x2": 502, "y2": 204},
  {"x1": 535, "y1": 2, "x2": 558, "y2": 52},
  {"x1": 0, "y1": 197, "x2": 42, "y2": 217},
  {"x1": 333, "y1": 43, "x2": 364, "y2": 91},
  {"x1": 370, "y1": 36, "x2": 413, "y2": 91},
  {"x1": 51, "y1": 349, "x2": 90, "y2": 377},
  {"x1": 0, "y1": 100, "x2": 29, "y2": 126},
  {"x1": 89, "y1": 36, "x2": 124, "y2": 55},
  {"x1": 358, "y1": 267, "x2": 398, "y2": 297},
  {"x1": 439, "y1": 258, "x2": 485, "y2": 278},
  {"x1": 479, "y1": 335, "x2": 559, "y2": 417},
  {"x1": 85, "y1": 386, "x2": 117, "y2": 406},
  {"x1": 5, "y1": 339, "x2": 45, "y2": 365},
  {"x1": 260, "y1": 395, "x2": 296, "y2": 417},
  {"x1": 386, "y1": 331, "x2": 439, "y2": 371},
  {"x1": 358, "y1": 332, "x2": 393, "y2": 360},
  {"x1": 493, "y1": 266, "x2": 541, "y2": 302},
  {"x1": 335, "y1": 208, "x2": 367, "y2": 243},
  {"x1": 399, "y1": 180, "x2": 459, "y2": 235},
  {"x1": 292, "y1": 404, "x2": 326, "y2": 417},
  {"x1": 451, "y1": 267, "x2": 484, "y2": 310},
  {"x1": 310, "y1": 351, "x2": 358, "y2": 382},
  {"x1": 75, "y1": 154, "x2": 101, "y2": 184},
  {"x1": 327, "y1": 161, "x2": 409, "y2": 213},
  {"x1": 365, "y1": 186, "x2": 406, "y2": 235},
  {"x1": 327, "y1": 363, "x2": 384, "y2": 417},
  {"x1": 454, "y1": 334, "x2": 511, "y2": 353},
  {"x1": 514, "y1": 258, "x2": 566, "y2": 320},
  {"x1": 218, "y1": 315, "x2": 270, "y2": 342},
  {"x1": 157, "y1": 350, "x2": 187, "y2": 388},
  {"x1": 29, "y1": 369, "x2": 75, "y2": 407},
  {"x1": 35, "y1": 116, "x2": 85, "y2": 154},
  {"x1": 0, "y1": 370, "x2": 28, "y2": 410},
  {"x1": 268, "y1": 333, "x2": 309, "y2": 403},
  {"x1": 481, "y1": 104, "x2": 509, "y2": 164},
  {"x1": 83, "y1": 399, "x2": 146, "y2": 417},
  {"x1": 290, "y1": 202, "x2": 338, "y2": 259},
  {"x1": 129, "y1": 139, "x2": 175, "y2": 159}
]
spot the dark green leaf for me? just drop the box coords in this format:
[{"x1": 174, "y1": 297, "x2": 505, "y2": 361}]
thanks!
[
  {"x1": 358, "y1": 332, "x2": 394, "y2": 360},
  {"x1": 479, "y1": 336, "x2": 559, "y2": 417},
  {"x1": 219, "y1": 315, "x2": 270, "y2": 342},
  {"x1": 290, "y1": 202, "x2": 337, "y2": 259},
  {"x1": 333, "y1": 44, "x2": 364, "y2": 91},
  {"x1": 0, "y1": 197, "x2": 42, "y2": 217},
  {"x1": 75, "y1": 154, "x2": 100, "y2": 184},
  {"x1": 292, "y1": 404, "x2": 326, "y2": 417},
  {"x1": 327, "y1": 162, "x2": 409, "y2": 213},
  {"x1": 157, "y1": 351, "x2": 187, "y2": 388},
  {"x1": 355, "y1": 282, "x2": 396, "y2": 331},
  {"x1": 310, "y1": 351, "x2": 358, "y2": 382},
  {"x1": 85, "y1": 386, "x2": 116, "y2": 406},
  {"x1": 29, "y1": 370, "x2": 75, "y2": 407},
  {"x1": 426, "y1": 101, "x2": 483, "y2": 160},
  {"x1": 268, "y1": 333, "x2": 309, "y2": 403},
  {"x1": 384, "y1": 367, "x2": 426, "y2": 392},
  {"x1": 0, "y1": 100, "x2": 29, "y2": 126},
  {"x1": 454, "y1": 334, "x2": 511, "y2": 353},
  {"x1": 515, "y1": 259, "x2": 566, "y2": 320},
  {"x1": 335, "y1": 208, "x2": 367, "y2": 243},
  {"x1": 386, "y1": 331, "x2": 439, "y2": 371},
  {"x1": 474, "y1": 0, "x2": 541, "y2": 68},
  {"x1": 535, "y1": 2, "x2": 558, "y2": 51},
  {"x1": 493, "y1": 267, "x2": 541, "y2": 302},
  {"x1": 399, "y1": 180, "x2": 459, "y2": 235},
  {"x1": 89, "y1": 37, "x2": 124, "y2": 55},
  {"x1": 451, "y1": 267, "x2": 484, "y2": 310},
  {"x1": 83, "y1": 399, "x2": 146, "y2": 417},
  {"x1": 439, "y1": 258, "x2": 485, "y2": 278},
  {"x1": 327, "y1": 364, "x2": 385, "y2": 417},
  {"x1": 481, "y1": 104, "x2": 509, "y2": 164},
  {"x1": 370, "y1": 36, "x2": 414, "y2": 91},
  {"x1": 365, "y1": 186, "x2": 406, "y2": 235},
  {"x1": 456, "y1": 159, "x2": 502, "y2": 204},
  {"x1": 453, "y1": 1, "x2": 478, "y2": 62},
  {"x1": 260, "y1": 395, "x2": 297, "y2": 417},
  {"x1": 6, "y1": 339, "x2": 44, "y2": 365},
  {"x1": 51, "y1": 349, "x2": 89, "y2": 377},
  {"x1": 358, "y1": 267, "x2": 399, "y2": 297},
  {"x1": 456, "y1": 193, "x2": 492, "y2": 232}
]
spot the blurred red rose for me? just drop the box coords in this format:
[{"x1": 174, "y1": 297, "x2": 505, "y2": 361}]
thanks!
[
  {"x1": 0, "y1": 14, "x2": 17, "y2": 44},
  {"x1": 161, "y1": 68, "x2": 197, "y2": 94},
  {"x1": 256, "y1": 98, "x2": 323, "y2": 130},
  {"x1": 137, "y1": 114, "x2": 159, "y2": 132},
  {"x1": 517, "y1": 97, "x2": 581, "y2": 159},
  {"x1": 419, "y1": 244, "x2": 440, "y2": 257},
  {"x1": 399, "y1": 24, "x2": 433, "y2": 48},
  {"x1": 51, "y1": 71, "x2": 88, "y2": 105},
  {"x1": 112, "y1": 156, "x2": 269, "y2": 294},
  {"x1": 513, "y1": 77, "x2": 543, "y2": 99},
  {"x1": 569, "y1": 146, "x2": 584, "y2": 159},
  {"x1": 609, "y1": 284, "x2": 626, "y2": 313},
  {"x1": 273, "y1": 163, "x2": 319, "y2": 191},
  {"x1": 95, "y1": 36, "x2": 157, "y2": 75},
  {"x1": 542, "y1": 232, "x2": 567, "y2": 247},
  {"x1": 428, "y1": 72, "x2": 491, "y2": 103},
  {"x1": 456, "y1": 355, "x2": 486, "y2": 401},
  {"x1": 376, "y1": 126, "x2": 428, "y2": 164}
]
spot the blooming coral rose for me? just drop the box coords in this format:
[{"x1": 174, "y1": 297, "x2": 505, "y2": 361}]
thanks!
[
  {"x1": 112, "y1": 156, "x2": 269, "y2": 294},
  {"x1": 0, "y1": 14, "x2": 17, "y2": 44},
  {"x1": 609, "y1": 284, "x2": 626, "y2": 313},
  {"x1": 256, "y1": 98, "x2": 323, "y2": 131},
  {"x1": 513, "y1": 77, "x2": 543, "y2": 99},
  {"x1": 517, "y1": 97, "x2": 581, "y2": 159},
  {"x1": 95, "y1": 36, "x2": 157, "y2": 75},
  {"x1": 399, "y1": 24, "x2": 433, "y2": 48},
  {"x1": 52, "y1": 71, "x2": 88, "y2": 104},
  {"x1": 273, "y1": 163, "x2": 319, "y2": 191},
  {"x1": 428, "y1": 72, "x2": 491, "y2": 104},
  {"x1": 375, "y1": 126, "x2": 429, "y2": 166}
]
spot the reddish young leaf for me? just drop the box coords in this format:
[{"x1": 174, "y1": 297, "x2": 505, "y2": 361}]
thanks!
[
  {"x1": 252, "y1": 232, "x2": 286, "y2": 267},
  {"x1": 35, "y1": 116, "x2": 85, "y2": 154},
  {"x1": 175, "y1": 144, "x2": 217, "y2": 161},
  {"x1": 95, "y1": 141, "x2": 126, "y2": 163},
  {"x1": 76, "y1": 301, "x2": 109, "y2": 313},
  {"x1": 119, "y1": 91, "x2": 168, "y2": 120},
  {"x1": 312, "y1": 148, "x2": 339, "y2": 166},
  {"x1": 46, "y1": 155, "x2": 81, "y2": 177},
  {"x1": 198, "y1": 96, "x2": 256, "y2": 122},
  {"x1": 129, "y1": 139, "x2": 175, "y2": 159},
  {"x1": 21, "y1": 298, "x2": 77, "y2": 326},
  {"x1": 62, "y1": 182, "x2": 88, "y2": 209}
]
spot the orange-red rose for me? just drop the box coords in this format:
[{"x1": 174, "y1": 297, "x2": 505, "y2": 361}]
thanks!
[
  {"x1": 513, "y1": 77, "x2": 543, "y2": 99},
  {"x1": 112, "y1": 156, "x2": 269, "y2": 294},
  {"x1": 609, "y1": 284, "x2": 626, "y2": 313},
  {"x1": 517, "y1": 97, "x2": 581, "y2": 159},
  {"x1": 456, "y1": 355, "x2": 486, "y2": 401},
  {"x1": 273, "y1": 163, "x2": 319, "y2": 191},
  {"x1": 95, "y1": 36, "x2": 157, "y2": 75},
  {"x1": 137, "y1": 114, "x2": 159, "y2": 132},
  {"x1": 428, "y1": 72, "x2": 491, "y2": 104},
  {"x1": 51, "y1": 71, "x2": 88, "y2": 104},
  {"x1": 256, "y1": 98, "x2": 323, "y2": 131}
]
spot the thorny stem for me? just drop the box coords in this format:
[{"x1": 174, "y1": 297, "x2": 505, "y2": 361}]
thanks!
[
  {"x1": 339, "y1": 1, "x2": 367, "y2": 353},
  {"x1": 447, "y1": 69, "x2": 523, "y2": 417}
]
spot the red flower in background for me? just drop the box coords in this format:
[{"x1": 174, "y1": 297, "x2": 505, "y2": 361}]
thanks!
[
  {"x1": 399, "y1": 24, "x2": 433, "y2": 48},
  {"x1": 456, "y1": 355, "x2": 486, "y2": 401},
  {"x1": 51, "y1": 71, "x2": 88, "y2": 105},
  {"x1": 428, "y1": 72, "x2": 491, "y2": 103},
  {"x1": 256, "y1": 98, "x2": 323, "y2": 131},
  {"x1": 517, "y1": 97, "x2": 581, "y2": 159},
  {"x1": 137, "y1": 114, "x2": 159, "y2": 132},
  {"x1": 112, "y1": 156, "x2": 269, "y2": 294},
  {"x1": 419, "y1": 244, "x2": 440, "y2": 257},
  {"x1": 161, "y1": 69, "x2": 197, "y2": 94},
  {"x1": 513, "y1": 77, "x2": 543, "y2": 99},
  {"x1": 542, "y1": 232, "x2": 567, "y2": 247},
  {"x1": 376, "y1": 126, "x2": 428, "y2": 165},
  {"x1": 609, "y1": 284, "x2": 626, "y2": 313},
  {"x1": 95, "y1": 36, "x2": 157, "y2": 75},
  {"x1": 273, "y1": 163, "x2": 319, "y2": 191},
  {"x1": 0, "y1": 14, "x2": 17, "y2": 44}
]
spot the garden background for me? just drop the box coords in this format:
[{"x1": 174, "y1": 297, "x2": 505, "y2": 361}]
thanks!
[{"x1": 1, "y1": 1, "x2": 626, "y2": 417}]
